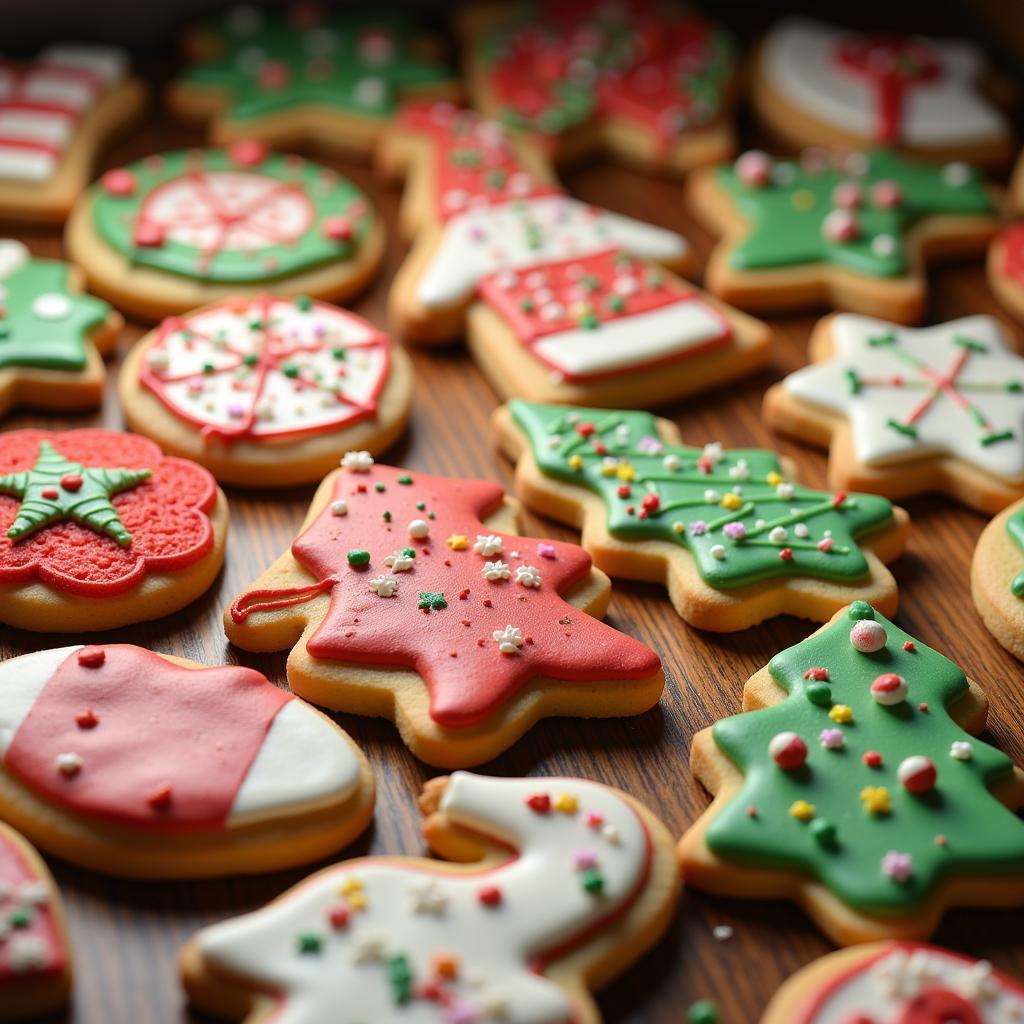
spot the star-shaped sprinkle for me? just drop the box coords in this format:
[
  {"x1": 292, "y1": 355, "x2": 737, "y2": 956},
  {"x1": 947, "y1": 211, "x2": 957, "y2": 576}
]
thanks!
[{"x1": 408, "y1": 880, "x2": 447, "y2": 915}]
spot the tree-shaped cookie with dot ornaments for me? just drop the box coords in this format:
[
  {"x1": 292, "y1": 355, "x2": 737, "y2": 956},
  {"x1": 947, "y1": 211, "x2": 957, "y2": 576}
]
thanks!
[
  {"x1": 679, "y1": 602, "x2": 1024, "y2": 947},
  {"x1": 0, "y1": 241, "x2": 121, "y2": 418},
  {"x1": 689, "y1": 147, "x2": 1000, "y2": 323},
  {"x1": 224, "y1": 453, "x2": 663, "y2": 768}
]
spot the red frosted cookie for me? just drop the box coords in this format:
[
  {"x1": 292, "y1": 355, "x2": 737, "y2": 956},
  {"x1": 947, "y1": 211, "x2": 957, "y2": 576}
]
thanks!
[
  {"x1": 0, "y1": 644, "x2": 374, "y2": 878},
  {"x1": 225, "y1": 453, "x2": 664, "y2": 767},
  {"x1": 0, "y1": 821, "x2": 71, "y2": 1020},
  {"x1": 0, "y1": 428, "x2": 228, "y2": 631},
  {"x1": 988, "y1": 223, "x2": 1024, "y2": 326}
]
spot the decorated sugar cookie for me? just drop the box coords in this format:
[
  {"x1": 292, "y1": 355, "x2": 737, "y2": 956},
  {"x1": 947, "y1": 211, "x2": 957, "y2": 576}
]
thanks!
[
  {"x1": 752, "y1": 18, "x2": 1013, "y2": 168},
  {"x1": 380, "y1": 102, "x2": 691, "y2": 343},
  {"x1": 119, "y1": 294, "x2": 413, "y2": 487},
  {"x1": 0, "y1": 240, "x2": 120, "y2": 418},
  {"x1": 495, "y1": 401, "x2": 908, "y2": 632},
  {"x1": 762, "y1": 942, "x2": 1024, "y2": 1023},
  {"x1": 0, "y1": 44, "x2": 146, "y2": 222},
  {"x1": 65, "y1": 142, "x2": 385, "y2": 322},
  {"x1": 764, "y1": 313, "x2": 1024, "y2": 514},
  {"x1": 0, "y1": 429, "x2": 227, "y2": 631},
  {"x1": 460, "y1": 0, "x2": 738, "y2": 176},
  {"x1": 690, "y1": 147, "x2": 999, "y2": 323},
  {"x1": 971, "y1": 495, "x2": 1024, "y2": 663},
  {"x1": 679, "y1": 602, "x2": 1024, "y2": 946},
  {"x1": 182, "y1": 772, "x2": 679, "y2": 1023},
  {"x1": 0, "y1": 822, "x2": 71, "y2": 1020},
  {"x1": 988, "y1": 223, "x2": 1024, "y2": 325},
  {"x1": 225, "y1": 456, "x2": 663, "y2": 767},
  {"x1": 169, "y1": 7, "x2": 457, "y2": 155},
  {"x1": 0, "y1": 644, "x2": 373, "y2": 878}
]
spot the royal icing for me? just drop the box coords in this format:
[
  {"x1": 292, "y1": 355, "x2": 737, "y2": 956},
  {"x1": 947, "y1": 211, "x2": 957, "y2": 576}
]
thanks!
[
  {"x1": 476, "y1": 1, "x2": 735, "y2": 150},
  {"x1": 0, "y1": 645, "x2": 360, "y2": 831},
  {"x1": 91, "y1": 146, "x2": 373, "y2": 283},
  {"x1": 0, "y1": 430, "x2": 216, "y2": 597},
  {"x1": 197, "y1": 772, "x2": 650, "y2": 1022},
  {"x1": 0, "y1": 825, "x2": 65, "y2": 986},
  {"x1": 139, "y1": 294, "x2": 390, "y2": 443},
  {"x1": 761, "y1": 18, "x2": 1007, "y2": 148},
  {"x1": 0, "y1": 241, "x2": 112, "y2": 372},
  {"x1": 999, "y1": 222, "x2": 1024, "y2": 288},
  {"x1": 0, "y1": 45, "x2": 127, "y2": 182},
  {"x1": 478, "y1": 248, "x2": 730, "y2": 381},
  {"x1": 799, "y1": 943, "x2": 1024, "y2": 1023},
  {"x1": 179, "y1": 9, "x2": 452, "y2": 129},
  {"x1": 705, "y1": 603, "x2": 1024, "y2": 913},
  {"x1": 717, "y1": 148, "x2": 993, "y2": 278},
  {"x1": 229, "y1": 462, "x2": 660, "y2": 728},
  {"x1": 783, "y1": 315, "x2": 1024, "y2": 479},
  {"x1": 509, "y1": 402, "x2": 894, "y2": 590}
]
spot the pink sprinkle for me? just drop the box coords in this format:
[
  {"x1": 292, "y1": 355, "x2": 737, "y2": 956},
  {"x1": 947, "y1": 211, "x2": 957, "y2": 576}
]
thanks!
[
  {"x1": 817, "y1": 538, "x2": 834, "y2": 552},
  {"x1": 227, "y1": 403, "x2": 246, "y2": 420},
  {"x1": 832, "y1": 182, "x2": 863, "y2": 208},
  {"x1": 872, "y1": 180, "x2": 903, "y2": 208},
  {"x1": 735, "y1": 150, "x2": 773, "y2": 187},
  {"x1": 689, "y1": 520, "x2": 709, "y2": 536},
  {"x1": 882, "y1": 850, "x2": 913, "y2": 883},
  {"x1": 746, "y1": 805, "x2": 758, "y2": 818},
  {"x1": 822, "y1": 208, "x2": 859, "y2": 243},
  {"x1": 918, "y1": 702, "x2": 929, "y2": 713},
  {"x1": 723, "y1": 522, "x2": 746, "y2": 540},
  {"x1": 572, "y1": 849, "x2": 599, "y2": 870},
  {"x1": 537, "y1": 542, "x2": 556, "y2": 559}
]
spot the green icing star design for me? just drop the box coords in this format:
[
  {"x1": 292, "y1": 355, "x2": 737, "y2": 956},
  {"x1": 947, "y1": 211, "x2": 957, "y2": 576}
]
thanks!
[
  {"x1": 705, "y1": 603, "x2": 1024, "y2": 913},
  {"x1": 716, "y1": 149, "x2": 994, "y2": 279},
  {"x1": 180, "y1": 10, "x2": 452, "y2": 124},
  {"x1": 510, "y1": 401, "x2": 894, "y2": 590},
  {"x1": 0, "y1": 442, "x2": 151, "y2": 547},
  {"x1": 0, "y1": 258, "x2": 111, "y2": 372}
]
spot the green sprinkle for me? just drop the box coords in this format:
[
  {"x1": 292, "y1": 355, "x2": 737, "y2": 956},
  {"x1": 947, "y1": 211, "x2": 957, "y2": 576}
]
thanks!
[
  {"x1": 294, "y1": 295, "x2": 313, "y2": 311},
  {"x1": 580, "y1": 868, "x2": 604, "y2": 894},
  {"x1": 347, "y1": 549, "x2": 371, "y2": 566},
  {"x1": 687, "y1": 1000, "x2": 720, "y2": 1024},
  {"x1": 848, "y1": 601, "x2": 874, "y2": 621},
  {"x1": 331, "y1": 346, "x2": 347, "y2": 360},
  {"x1": 416, "y1": 501, "x2": 426, "y2": 511},
  {"x1": 8, "y1": 908, "x2": 31, "y2": 929},
  {"x1": 397, "y1": 475, "x2": 413, "y2": 485},
  {"x1": 518, "y1": 296, "x2": 535, "y2": 313},
  {"x1": 248, "y1": 319, "x2": 263, "y2": 332},
  {"x1": 418, "y1": 591, "x2": 447, "y2": 611},
  {"x1": 202, "y1": 362, "x2": 215, "y2": 374},
  {"x1": 981, "y1": 430, "x2": 1015, "y2": 447},
  {"x1": 297, "y1": 932, "x2": 322, "y2": 954},
  {"x1": 428, "y1": 511, "x2": 436, "y2": 520},
  {"x1": 810, "y1": 818, "x2": 838, "y2": 847},
  {"x1": 382, "y1": 510, "x2": 392, "y2": 522},
  {"x1": 605, "y1": 295, "x2": 626, "y2": 313},
  {"x1": 402, "y1": 547, "x2": 416, "y2": 559},
  {"x1": 886, "y1": 417, "x2": 918, "y2": 439},
  {"x1": 282, "y1": 362, "x2": 300, "y2": 379},
  {"x1": 806, "y1": 682, "x2": 833, "y2": 707},
  {"x1": 388, "y1": 953, "x2": 414, "y2": 1005},
  {"x1": 375, "y1": 482, "x2": 386, "y2": 492},
  {"x1": 868, "y1": 332, "x2": 898, "y2": 347},
  {"x1": 953, "y1": 333, "x2": 988, "y2": 353},
  {"x1": 844, "y1": 368, "x2": 861, "y2": 394},
  {"x1": 1006, "y1": 380, "x2": 1023, "y2": 392},
  {"x1": 242, "y1": 353, "x2": 258, "y2": 366}
]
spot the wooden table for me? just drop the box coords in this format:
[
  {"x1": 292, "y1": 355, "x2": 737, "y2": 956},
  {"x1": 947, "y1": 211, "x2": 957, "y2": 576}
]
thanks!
[{"x1": 3, "y1": 49, "x2": 1024, "y2": 1024}]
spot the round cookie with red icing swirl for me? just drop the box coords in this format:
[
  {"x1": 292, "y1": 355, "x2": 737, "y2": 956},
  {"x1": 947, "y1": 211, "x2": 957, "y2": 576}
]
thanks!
[
  {"x1": 0, "y1": 428, "x2": 228, "y2": 631},
  {"x1": 987, "y1": 223, "x2": 1024, "y2": 326},
  {"x1": 0, "y1": 644, "x2": 374, "y2": 878},
  {"x1": 65, "y1": 142, "x2": 385, "y2": 322},
  {"x1": 119, "y1": 294, "x2": 413, "y2": 487},
  {"x1": 762, "y1": 942, "x2": 1024, "y2": 1023}
]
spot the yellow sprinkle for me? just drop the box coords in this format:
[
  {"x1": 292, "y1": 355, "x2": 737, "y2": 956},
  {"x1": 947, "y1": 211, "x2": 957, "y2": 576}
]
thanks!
[
  {"x1": 600, "y1": 462, "x2": 618, "y2": 477},
  {"x1": 790, "y1": 800, "x2": 816, "y2": 821},
  {"x1": 791, "y1": 188, "x2": 815, "y2": 211},
  {"x1": 766, "y1": 471, "x2": 782, "y2": 486},
  {"x1": 568, "y1": 454, "x2": 583, "y2": 471},
  {"x1": 445, "y1": 534, "x2": 468, "y2": 550},
  {"x1": 828, "y1": 704, "x2": 854, "y2": 724},
  {"x1": 672, "y1": 521, "x2": 685, "y2": 534},
  {"x1": 553, "y1": 793, "x2": 578, "y2": 814},
  {"x1": 616, "y1": 464, "x2": 635, "y2": 481},
  {"x1": 721, "y1": 493, "x2": 742, "y2": 510},
  {"x1": 339, "y1": 877, "x2": 363, "y2": 896},
  {"x1": 860, "y1": 786, "x2": 891, "y2": 815},
  {"x1": 346, "y1": 892, "x2": 367, "y2": 911}
]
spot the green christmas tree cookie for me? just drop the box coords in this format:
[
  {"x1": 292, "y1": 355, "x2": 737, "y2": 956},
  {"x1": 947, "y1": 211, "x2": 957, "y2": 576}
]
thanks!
[{"x1": 680, "y1": 602, "x2": 1024, "y2": 945}]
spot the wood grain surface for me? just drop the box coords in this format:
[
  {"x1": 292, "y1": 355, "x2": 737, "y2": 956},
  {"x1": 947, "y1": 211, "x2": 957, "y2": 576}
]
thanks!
[{"x1": 3, "y1": 26, "x2": 1024, "y2": 1024}]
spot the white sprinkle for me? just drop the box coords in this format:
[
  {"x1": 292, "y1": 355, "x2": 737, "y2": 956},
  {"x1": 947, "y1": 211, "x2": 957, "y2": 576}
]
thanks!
[
  {"x1": 408, "y1": 519, "x2": 429, "y2": 539},
  {"x1": 950, "y1": 741, "x2": 973, "y2": 761},
  {"x1": 330, "y1": 500, "x2": 348, "y2": 517},
  {"x1": 710, "y1": 544, "x2": 727, "y2": 561},
  {"x1": 341, "y1": 450, "x2": 374, "y2": 472},
  {"x1": 712, "y1": 925, "x2": 733, "y2": 941},
  {"x1": 56, "y1": 752, "x2": 82, "y2": 776}
]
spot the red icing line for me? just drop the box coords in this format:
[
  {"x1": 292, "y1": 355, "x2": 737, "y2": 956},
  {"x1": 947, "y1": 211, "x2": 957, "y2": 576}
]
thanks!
[
  {"x1": 230, "y1": 576, "x2": 337, "y2": 623},
  {"x1": 834, "y1": 35, "x2": 942, "y2": 144},
  {"x1": 0, "y1": 429, "x2": 217, "y2": 598},
  {"x1": 1001, "y1": 223, "x2": 1024, "y2": 287},
  {"x1": 249, "y1": 464, "x2": 661, "y2": 727},
  {"x1": 139, "y1": 295, "x2": 391, "y2": 443},
  {"x1": 0, "y1": 829, "x2": 65, "y2": 987},
  {"x1": 796, "y1": 942, "x2": 1024, "y2": 1022},
  {"x1": 4, "y1": 645, "x2": 290, "y2": 832}
]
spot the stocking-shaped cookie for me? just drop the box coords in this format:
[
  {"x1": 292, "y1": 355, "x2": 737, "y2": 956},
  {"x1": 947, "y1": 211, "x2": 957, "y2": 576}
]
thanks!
[
  {"x1": 182, "y1": 772, "x2": 679, "y2": 1024},
  {"x1": 0, "y1": 644, "x2": 373, "y2": 878},
  {"x1": 226, "y1": 455, "x2": 663, "y2": 767}
]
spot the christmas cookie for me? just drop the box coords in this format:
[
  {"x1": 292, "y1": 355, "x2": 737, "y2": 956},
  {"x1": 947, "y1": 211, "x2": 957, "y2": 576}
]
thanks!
[
  {"x1": 690, "y1": 148, "x2": 999, "y2": 323},
  {"x1": 0, "y1": 44, "x2": 146, "y2": 222},
  {"x1": 495, "y1": 401, "x2": 908, "y2": 632},
  {"x1": 679, "y1": 602, "x2": 1024, "y2": 946},
  {"x1": 0, "y1": 429, "x2": 227, "y2": 632},
  {"x1": 0, "y1": 821, "x2": 71, "y2": 1020},
  {"x1": 751, "y1": 18, "x2": 1013, "y2": 168},
  {"x1": 181, "y1": 771, "x2": 679, "y2": 1023},
  {"x1": 380, "y1": 102, "x2": 691, "y2": 343},
  {"x1": 225, "y1": 456, "x2": 663, "y2": 767},
  {"x1": 0, "y1": 644, "x2": 373, "y2": 878},
  {"x1": 118, "y1": 295, "x2": 413, "y2": 487},
  {"x1": 762, "y1": 941, "x2": 1024, "y2": 1023},
  {"x1": 169, "y1": 7, "x2": 457, "y2": 156},
  {"x1": 764, "y1": 313, "x2": 1024, "y2": 514},
  {"x1": 65, "y1": 142, "x2": 385, "y2": 322},
  {"x1": 988, "y1": 223, "x2": 1024, "y2": 325},
  {"x1": 0, "y1": 240, "x2": 120, "y2": 418},
  {"x1": 460, "y1": 1, "x2": 738, "y2": 176},
  {"x1": 468, "y1": 247, "x2": 772, "y2": 407},
  {"x1": 971, "y1": 495, "x2": 1024, "y2": 663}
]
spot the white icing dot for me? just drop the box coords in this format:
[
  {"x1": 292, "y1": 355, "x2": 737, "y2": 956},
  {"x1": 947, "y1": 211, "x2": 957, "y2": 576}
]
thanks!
[
  {"x1": 942, "y1": 161, "x2": 971, "y2": 187},
  {"x1": 794, "y1": 523, "x2": 809, "y2": 538},
  {"x1": 32, "y1": 293, "x2": 72, "y2": 320},
  {"x1": 769, "y1": 526, "x2": 788, "y2": 543},
  {"x1": 710, "y1": 544, "x2": 726, "y2": 561},
  {"x1": 950, "y1": 741, "x2": 974, "y2": 760},
  {"x1": 56, "y1": 752, "x2": 82, "y2": 776},
  {"x1": 871, "y1": 233, "x2": 897, "y2": 257},
  {"x1": 330, "y1": 500, "x2": 348, "y2": 517},
  {"x1": 493, "y1": 624, "x2": 524, "y2": 655}
]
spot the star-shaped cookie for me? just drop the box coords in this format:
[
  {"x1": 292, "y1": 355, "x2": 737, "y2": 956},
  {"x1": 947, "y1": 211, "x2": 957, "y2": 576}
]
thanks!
[{"x1": 765, "y1": 313, "x2": 1024, "y2": 513}]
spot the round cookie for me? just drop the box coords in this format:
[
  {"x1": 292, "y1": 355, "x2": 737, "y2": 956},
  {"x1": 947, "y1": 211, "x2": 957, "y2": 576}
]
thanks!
[
  {"x1": 65, "y1": 142, "x2": 385, "y2": 322},
  {"x1": 988, "y1": 223, "x2": 1024, "y2": 325},
  {"x1": 0, "y1": 644, "x2": 374, "y2": 878},
  {"x1": 181, "y1": 772, "x2": 679, "y2": 1023},
  {"x1": 971, "y1": 494, "x2": 1024, "y2": 663},
  {"x1": 0, "y1": 428, "x2": 228, "y2": 631},
  {"x1": 119, "y1": 294, "x2": 412, "y2": 487}
]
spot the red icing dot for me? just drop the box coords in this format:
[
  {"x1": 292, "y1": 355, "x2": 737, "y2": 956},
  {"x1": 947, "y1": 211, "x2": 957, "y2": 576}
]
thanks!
[
  {"x1": 617, "y1": 485, "x2": 631, "y2": 498},
  {"x1": 832, "y1": 491, "x2": 848, "y2": 508},
  {"x1": 641, "y1": 493, "x2": 660, "y2": 512},
  {"x1": 327, "y1": 904, "x2": 351, "y2": 929},
  {"x1": 895, "y1": 988, "x2": 983, "y2": 1024},
  {"x1": 60, "y1": 473, "x2": 83, "y2": 492},
  {"x1": 230, "y1": 139, "x2": 269, "y2": 167},
  {"x1": 101, "y1": 168, "x2": 136, "y2": 197},
  {"x1": 478, "y1": 885, "x2": 502, "y2": 907},
  {"x1": 803, "y1": 667, "x2": 829, "y2": 681},
  {"x1": 863, "y1": 750, "x2": 883, "y2": 768},
  {"x1": 322, "y1": 216, "x2": 353, "y2": 241},
  {"x1": 134, "y1": 222, "x2": 165, "y2": 248},
  {"x1": 147, "y1": 783, "x2": 173, "y2": 807},
  {"x1": 526, "y1": 793, "x2": 551, "y2": 814},
  {"x1": 576, "y1": 422, "x2": 596, "y2": 437},
  {"x1": 77, "y1": 647, "x2": 106, "y2": 668},
  {"x1": 779, "y1": 547, "x2": 793, "y2": 561},
  {"x1": 903, "y1": 641, "x2": 916, "y2": 652},
  {"x1": 40, "y1": 486, "x2": 58, "y2": 499},
  {"x1": 75, "y1": 708, "x2": 99, "y2": 729}
]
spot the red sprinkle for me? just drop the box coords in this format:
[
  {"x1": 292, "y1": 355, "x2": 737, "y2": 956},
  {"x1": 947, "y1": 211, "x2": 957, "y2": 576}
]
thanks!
[
  {"x1": 147, "y1": 784, "x2": 173, "y2": 807},
  {"x1": 617, "y1": 485, "x2": 631, "y2": 498},
  {"x1": 526, "y1": 793, "x2": 551, "y2": 814},
  {"x1": 903, "y1": 641, "x2": 916, "y2": 652},
  {"x1": 459, "y1": 589, "x2": 470, "y2": 601},
  {"x1": 483, "y1": 599, "x2": 492, "y2": 608},
  {"x1": 230, "y1": 139, "x2": 268, "y2": 166},
  {"x1": 323, "y1": 216, "x2": 353, "y2": 242},
  {"x1": 77, "y1": 647, "x2": 106, "y2": 669},
  {"x1": 101, "y1": 168, "x2": 136, "y2": 196},
  {"x1": 863, "y1": 750, "x2": 883, "y2": 768},
  {"x1": 746, "y1": 806, "x2": 758, "y2": 818},
  {"x1": 327, "y1": 904, "x2": 351, "y2": 929},
  {"x1": 576, "y1": 421, "x2": 595, "y2": 437},
  {"x1": 918, "y1": 702, "x2": 929, "y2": 713},
  {"x1": 60, "y1": 473, "x2": 83, "y2": 492},
  {"x1": 448, "y1": 650, "x2": 457, "y2": 658},
  {"x1": 803, "y1": 667, "x2": 829, "y2": 681},
  {"x1": 356, "y1": 484, "x2": 366, "y2": 493},
  {"x1": 935, "y1": 834, "x2": 948, "y2": 847},
  {"x1": 832, "y1": 491, "x2": 848, "y2": 508},
  {"x1": 641, "y1": 494, "x2": 660, "y2": 511},
  {"x1": 779, "y1": 547, "x2": 793, "y2": 561},
  {"x1": 134, "y1": 222, "x2": 165, "y2": 248},
  {"x1": 478, "y1": 885, "x2": 502, "y2": 907},
  {"x1": 75, "y1": 709, "x2": 99, "y2": 729},
  {"x1": 40, "y1": 486, "x2": 59, "y2": 500}
]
